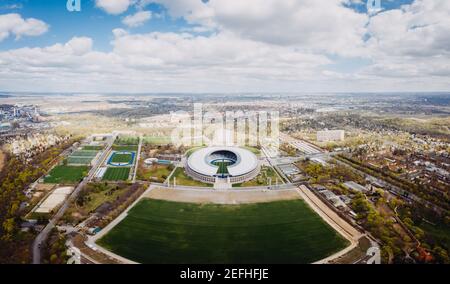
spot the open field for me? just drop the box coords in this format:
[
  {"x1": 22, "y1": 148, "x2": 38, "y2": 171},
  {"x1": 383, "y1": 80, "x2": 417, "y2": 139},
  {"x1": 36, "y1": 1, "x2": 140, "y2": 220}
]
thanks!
[
  {"x1": 242, "y1": 146, "x2": 261, "y2": 155},
  {"x1": 67, "y1": 156, "x2": 93, "y2": 165},
  {"x1": 97, "y1": 198, "x2": 348, "y2": 263},
  {"x1": 138, "y1": 165, "x2": 172, "y2": 182},
  {"x1": 143, "y1": 136, "x2": 172, "y2": 145},
  {"x1": 171, "y1": 167, "x2": 211, "y2": 187},
  {"x1": 235, "y1": 166, "x2": 281, "y2": 187},
  {"x1": 44, "y1": 165, "x2": 88, "y2": 184},
  {"x1": 71, "y1": 150, "x2": 98, "y2": 157},
  {"x1": 145, "y1": 187, "x2": 301, "y2": 204},
  {"x1": 112, "y1": 145, "x2": 139, "y2": 151},
  {"x1": 102, "y1": 167, "x2": 130, "y2": 181},
  {"x1": 83, "y1": 146, "x2": 104, "y2": 151},
  {"x1": 115, "y1": 136, "x2": 139, "y2": 145}
]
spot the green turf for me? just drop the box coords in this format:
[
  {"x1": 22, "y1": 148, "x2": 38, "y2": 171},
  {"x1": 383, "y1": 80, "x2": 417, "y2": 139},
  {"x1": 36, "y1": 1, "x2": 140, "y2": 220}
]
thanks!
[
  {"x1": 44, "y1": 165, "x2": 88, "y2": 184},
  {"x1": 111, "y1": 153, "x2": 134, "y2": 164},
  {"x1": 83, "y1": 146, "x2": 104, "y2": 151},
  {"x1": 143, "y1": 136, "x2": 172, "y2": 145},
  {"x1": 115, "y1": 136, "x2": 139, "y2": 145},
  {"x1": 97, "y1": 199, "x2": 349, "y2": 264},
  {"x1": 234, "y1": 166, "x2": 282, "y2": 187},
  {"x1": 138, "y1": 165, "x2": 172, "y2": 182},
  {"x1": 172, "y1": 167, "x2": 211, "y2": 187},
  {"x1": 71, "y1": 150, "x2": 98, "y2": 157},
  {"x1": 112, "y1": 145, "x2": 139, "y2": 151},
  {"x1": 102, "y1": 167, "x2": 130, "y2": 181},
  {"x1": 213, "y1": 160, "x2": 231, "y2": 176},
  {"x1": 67, "y1": 156, "x2": 93, "y2": 165}
]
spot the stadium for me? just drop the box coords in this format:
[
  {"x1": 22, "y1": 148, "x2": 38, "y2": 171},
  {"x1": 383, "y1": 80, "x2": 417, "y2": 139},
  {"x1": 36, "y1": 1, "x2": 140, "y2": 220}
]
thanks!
[{"x1": 186, "y1": 146, "x2": 260, "y2": 184}]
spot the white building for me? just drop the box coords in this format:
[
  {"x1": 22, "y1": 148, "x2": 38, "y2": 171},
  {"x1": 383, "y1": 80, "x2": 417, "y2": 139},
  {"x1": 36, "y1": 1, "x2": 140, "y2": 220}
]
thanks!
[{"x1": 317, "y1": 130, "x2": 345, "y2": 142}]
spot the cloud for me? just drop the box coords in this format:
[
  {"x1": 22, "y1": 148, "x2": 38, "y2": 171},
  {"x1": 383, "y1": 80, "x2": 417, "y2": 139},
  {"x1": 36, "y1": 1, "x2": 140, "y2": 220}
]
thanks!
[
  {"x1": 149, "y1": 0, "x2": 369, "y2": 56},
  {"x1": 95, "y1": 0, "x2": 133, "y2": 15},
  {"x1": 0, "y1": 13, "x2": 48, "y2": 42},
  {"x1": 362, "y1": 0, "x2": 450, "y2": 78},
  {"x1": 122, "y1": 10, "x2": 152, "y2": 27},
  {"x1": 0, "y1": 0, "x2": 449, "y2": 93}
]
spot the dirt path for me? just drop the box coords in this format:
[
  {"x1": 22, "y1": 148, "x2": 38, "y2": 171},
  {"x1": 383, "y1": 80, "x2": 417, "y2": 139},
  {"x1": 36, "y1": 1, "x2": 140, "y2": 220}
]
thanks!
[{"x1": 145, "y1": 187, "x2": 301, "y2": 204}]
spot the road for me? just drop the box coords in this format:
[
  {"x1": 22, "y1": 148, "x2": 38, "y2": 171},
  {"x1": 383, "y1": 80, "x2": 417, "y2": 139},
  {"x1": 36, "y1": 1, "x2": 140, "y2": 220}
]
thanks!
[
  {"x1": 32, "y1": 135, "x2": 115, "y2": 264},
  {"x1": 132, "y1": 135, "x2": 142, "y2": 183}
]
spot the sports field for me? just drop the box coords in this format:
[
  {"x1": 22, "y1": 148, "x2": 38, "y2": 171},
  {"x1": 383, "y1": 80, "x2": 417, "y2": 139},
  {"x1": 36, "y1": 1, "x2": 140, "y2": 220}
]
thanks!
[
  {"x1": 67, "y1": 156, "x2": 93, "y2": 165},
  {"x1": 143, "y1": 136, "x2": 172, "y2": 145},
  {"x1": 110, "y1": 153, "x2": 134, "y2": 164},
  {"x1": 83, "y1": 145, "x2": 104, "y2": 151},
  {"x1": 102, "y1": 167, "x2": 130, "y2": 181},
  {"x1": 44, "y1": 165, "x2": 88, "y2": 184},
  {"x1": 71, "y1": 150, "x2": 98, "y2": 157},
  {"x1": 97, "y1": 199, "x2": 349, "y2": 264},
  {"x1": 112, "y1": 145, "x2": 139, "y2": 151}
]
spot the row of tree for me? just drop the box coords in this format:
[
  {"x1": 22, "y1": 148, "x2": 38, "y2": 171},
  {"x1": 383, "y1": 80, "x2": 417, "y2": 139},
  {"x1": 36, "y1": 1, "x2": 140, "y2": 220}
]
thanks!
[{"x1": 0, "y1": 139, "x2": 77, "y2": 263}]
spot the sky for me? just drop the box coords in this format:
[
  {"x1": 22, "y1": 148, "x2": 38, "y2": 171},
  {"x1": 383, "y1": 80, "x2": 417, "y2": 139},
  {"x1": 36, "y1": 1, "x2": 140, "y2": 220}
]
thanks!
[{"x1": 0, "y1": 0, "x2": 449, "y2": 93}]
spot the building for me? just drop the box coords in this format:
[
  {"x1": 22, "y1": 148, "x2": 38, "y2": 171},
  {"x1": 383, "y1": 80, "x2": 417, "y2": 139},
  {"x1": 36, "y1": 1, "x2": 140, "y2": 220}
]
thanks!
[
  {"x1": 317, "y1": 130, "x2": 345, "y2": 142},
  {"x1": 185, "y1": 146, "x2": 260, "y2": 186},
  {"x1": 343, "y1": 181, "x2": 370, "y2": 193}
]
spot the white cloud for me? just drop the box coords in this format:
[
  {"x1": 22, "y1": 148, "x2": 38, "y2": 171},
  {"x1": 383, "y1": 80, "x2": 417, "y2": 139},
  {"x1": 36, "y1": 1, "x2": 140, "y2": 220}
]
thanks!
[
  {"x1": 122, "y1": 10, "x2": 152, "y2": 27},
  {"x1": 0, "y1": 13, "x2": 48, "y2": 41},
  {"x1": 95, "y1": 0, "x2": 133, "y2": 15},
  {"x1": 65, "y1": 37, "x2": 93, "y2": 55},
  {"x1": 0, "y1": 0, "x2": 449, "y2": 92},
  {"x1": 363, "y1": 0, "x2": 450, "y2": 78},
  {"x1": 149, "y1": 0, "x2": 369, "y2": 56}
]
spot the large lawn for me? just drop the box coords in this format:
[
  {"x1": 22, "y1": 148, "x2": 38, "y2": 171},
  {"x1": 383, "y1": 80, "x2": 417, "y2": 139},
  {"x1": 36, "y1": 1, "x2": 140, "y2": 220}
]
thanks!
[
  {"x1": 138, "y1": 165, "x2": 172, "y2": 182},
  {"x1": 44, "y1": 165, "x2": 88, "y2": 184},
  {"x1": 172, "y1": 167, "x2": 211, "y2": 187},
  {"x1": 102, "y1": 167, "x2": 130, "y2": 181},
  {"x1": 97, "y1": 199, "x2": 349, "y2": 264},
  {"x1": 112, "y1": 145, "x2": 139, "y2": 151}
]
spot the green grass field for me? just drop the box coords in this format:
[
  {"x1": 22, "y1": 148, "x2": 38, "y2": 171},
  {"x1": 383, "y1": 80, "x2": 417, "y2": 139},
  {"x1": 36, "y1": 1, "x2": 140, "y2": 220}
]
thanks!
[
  {"x1": 172, "y1": 167, "x2": 211, "y2": 187},
  {"x1": 242, "y1": 146, "x2": 261, "y2": 155},
  {"x1": 111, "y1": 153, "x2": 134, "y2": 164},
  {"x1": 83, "y1": 145, "x2": 104, "y2": 151},
  {"x1": 102, "y1": 167, "x2": 130, "y2": 181},
  {"x1": 138, "y1": 165, "x2": 172, "y2": 182},
  {"x1": 143, "y1": 136, "x2": 172, "y2": 145},
  {"x1": 67, "y1": 156, "x2": 93, "y2": 165},
  {"x1": 112, "y1": 145, "x2": 139, "y2": 151},
  {"x1": 115, "y1": 136, "x2": 139, "y2": 145},
  {"x1": 71, "y1": 150, "x2": 98, "y2": 157},
  {"x1": 213, "y1": 160, "x2": 231, "y2": 176},
  {"x1": 97, "y1": 199, "x2": 349, "y2": 264},
  {"x1": 234, "y1": 166, "x2": 282, "y2": 187},
  {"x1": 44, "y1": 165, "x2": 88, "y2": 184}
]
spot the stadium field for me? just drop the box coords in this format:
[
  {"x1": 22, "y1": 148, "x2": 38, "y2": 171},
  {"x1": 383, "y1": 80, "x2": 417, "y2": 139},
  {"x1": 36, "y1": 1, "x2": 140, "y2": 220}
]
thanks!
[
  {"x1": 97, "y1": 199, "x2": 349, "y2": 264},
  {"x1": 102, "y1": 167, "x2": 130, "y2": 181},
  {"x1": 44, "y1": 165, "x2": 88, "y2": 184}
]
